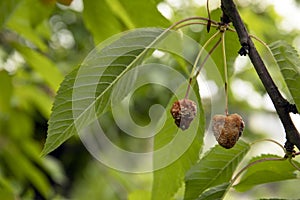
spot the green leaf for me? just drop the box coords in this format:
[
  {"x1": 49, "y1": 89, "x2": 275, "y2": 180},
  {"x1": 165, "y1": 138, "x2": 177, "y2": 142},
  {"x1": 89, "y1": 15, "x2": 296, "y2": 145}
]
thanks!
[
  {"x1": 199, "y1": 9, "x2": 240, "y2": 86},
  {"x1": 184, "y1": 140, "x2": 250, "y2": 200},
  {"x1": 0, "y1": 0, "x2": 21, "y2": 28},
  {"x1": 234, "y1": 154, "x2": 299, "y2": 192},
  {"x1": 82, "y1": 0, "x2": 123, "y2": 44},
  {"x1": 2, "y1": 144, "x2": 52, "y2": 198},
  {"x1": 128, "y1": 190, "x2": 151, "y2": 200},
  {"x1": 151, "y1": 83, "x2": 205, "y2": 200},
  {"x1": 197, "y1": 183, "x2": 230, "y2": 200},
  {"x1": 269, "y1": 40, "x2": 300, "y2": 111},
  {"x1": 15, "y1": 44, "x2": 63, "y2": 92},
  {"x1": 0, "y1": 174, "x2": 14, "y2": 200},
  {"x1": 16, "y1": 85, "x2": 53, "y2": 119},
  {"x1": 0, "y1": 70, "x2": 12, "y2": 114},
  {"x1": 6, "y1": 0, "x2": 54, "y2": 51},
  {"x1": 110, "y1": 0, "x2": 170, "y2": 28},
  {"x1": 42, "y1": 28, "x2": 167, "y2": 156}
]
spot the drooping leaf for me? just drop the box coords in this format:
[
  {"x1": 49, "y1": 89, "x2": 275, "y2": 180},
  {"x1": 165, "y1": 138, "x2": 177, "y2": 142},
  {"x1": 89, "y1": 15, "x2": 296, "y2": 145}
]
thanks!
[
  {"x1": 151, "y1": 83, "x2": 205, "y2": 200},
  {"x1": 16, "y1": 85, "x2": 53, "y2": 119},
  {"x1": 2, "y1": 144, "x2": 52, "y2": 198},
  {"x1": 0, "y1": 175, "x2": 14, "y2": 200},
  {"x1": 14, "y1": 44, "x2": 63, "y2": 92},
  {"x1": 184, "y1": 140, "x2": 250, "y2": 200},
  {"x1": 269, "y1": 40, "x2": 300, "y2": 111},
  {"x1": 234, "y1": 154, "x2": 300, "y2": 192},
  {"x1": 42, "y1": 28, "x2": 168, "y2": 156},
  {"x1": 197, "y1": 183, "x2": 230, "y2": 200}
]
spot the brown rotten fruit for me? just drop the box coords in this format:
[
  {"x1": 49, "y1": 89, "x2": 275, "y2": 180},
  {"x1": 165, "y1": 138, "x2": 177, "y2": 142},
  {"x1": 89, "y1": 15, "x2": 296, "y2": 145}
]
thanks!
[
  {"x1": 212, "y1": 113, "x2": 244, "y2": 149},
  {"x1": 170, "y1": 99, "x2": 197, "y2": 130}
]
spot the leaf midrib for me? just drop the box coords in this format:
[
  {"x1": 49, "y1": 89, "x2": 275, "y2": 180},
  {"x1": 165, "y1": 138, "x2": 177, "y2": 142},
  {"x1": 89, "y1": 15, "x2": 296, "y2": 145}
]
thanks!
[{"x1": 44, "y1": 28, "x2": 169, "y2": 154}]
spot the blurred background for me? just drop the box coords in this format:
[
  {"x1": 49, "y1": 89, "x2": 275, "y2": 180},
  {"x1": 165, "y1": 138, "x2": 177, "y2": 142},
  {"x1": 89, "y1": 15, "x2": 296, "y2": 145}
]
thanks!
[{"x1": 0, "y1": 0, "x2": 300, "y2": 199}]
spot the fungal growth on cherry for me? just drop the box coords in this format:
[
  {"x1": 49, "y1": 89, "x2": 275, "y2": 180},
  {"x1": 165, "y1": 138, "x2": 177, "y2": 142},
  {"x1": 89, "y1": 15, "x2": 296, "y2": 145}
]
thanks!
[
  {"x1": 169, "y1": 13, "x2": 246, "y2": 149},
  {"x1": 170, "y1": 99, "x2": 197, "y2": 130},
  {"x1": 212, "y1": 113, "x2": 244, "y2": 149}
]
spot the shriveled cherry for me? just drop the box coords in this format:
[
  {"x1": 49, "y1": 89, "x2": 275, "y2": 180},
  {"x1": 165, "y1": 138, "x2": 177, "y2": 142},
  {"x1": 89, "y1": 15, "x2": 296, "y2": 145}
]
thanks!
[
  {"x1": 212, "y1": 113, "x2": 244, "y2": 149},
  {"x1": 170, "y1": 99, "x2": 197, "y2": 130}
]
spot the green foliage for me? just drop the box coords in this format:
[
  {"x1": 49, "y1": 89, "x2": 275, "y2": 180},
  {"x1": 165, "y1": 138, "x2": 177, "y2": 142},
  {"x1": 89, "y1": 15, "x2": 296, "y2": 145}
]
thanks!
[
  {"x1": 269, "y1": 41, "x2": 300, "y2": 111},
  {"x1": 234, "y1": 154, "x2": 300, "y2": 192},
  {"x1": 5, "y1": 0, "x2": 54, "y2": 51},
  {"x1": 152, "y1": 83, "x2": 205, "y2": 200},
  {"x1": 1, "y1": 0, "x2": 300, "y2": 199},
  {"x1": 184, "y1": 141, "x2": 250, "y2": 199},
  {"x1": 82, "y1": 0, "x2": 170, "y2": 44},
  {"x1": 82, "y1": 0, "x2": 123, "y2": 44},
  {"x1": 42, "y1": 28, "x2": 166, "y2": 156},
  {"x1": 197, "y1": 9, "x2": 240, "y2": 85},
  {"x1": 14, "y1": 44, "x2": 63, "y2": 92},
  {"x1": 197, "y1": 183, "x2": 230, "y2": 200}
]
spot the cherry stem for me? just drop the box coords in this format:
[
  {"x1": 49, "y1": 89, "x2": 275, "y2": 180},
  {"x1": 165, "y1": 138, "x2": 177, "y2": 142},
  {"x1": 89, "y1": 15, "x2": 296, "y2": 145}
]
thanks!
[
  {"x1": 170, "y1": 16, "x2": 218, "y2": 30},
  {"x1": 206, "y1": 0, "x2": 211, "y2": 32},
  {"x1": 221, "y1": 32, "x2": 229, "y2": 115},
  {"x1": 191, "y1": 31, "x2": 220, "y2": 78},
  {"x1": 185, "y1": 36, "x2": 222, "y2": 98},
  {"x1": 184, "y1": 78, "x2": 193, "y2": 99},
  {"x1": 184, "y1": 31, "x2": 221, "y2": 98},
  {"x1": 195, "y1": 37, "x2": 222, "y2": 79}
]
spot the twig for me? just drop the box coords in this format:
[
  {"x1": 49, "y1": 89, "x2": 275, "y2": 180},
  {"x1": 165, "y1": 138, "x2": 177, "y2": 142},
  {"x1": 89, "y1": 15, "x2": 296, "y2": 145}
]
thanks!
[{"x1": 221, "y1": 0, "x2": 300, "y2": 151}]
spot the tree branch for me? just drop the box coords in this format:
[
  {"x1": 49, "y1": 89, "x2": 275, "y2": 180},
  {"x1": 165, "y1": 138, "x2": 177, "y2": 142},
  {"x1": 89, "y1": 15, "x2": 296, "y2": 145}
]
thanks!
[{"x1": 221, "y1": 0, "x2": 300, "y2": 151}]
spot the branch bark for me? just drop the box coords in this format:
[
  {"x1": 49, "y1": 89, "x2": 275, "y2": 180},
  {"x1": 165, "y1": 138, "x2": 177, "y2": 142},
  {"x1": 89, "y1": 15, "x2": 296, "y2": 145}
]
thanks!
[{"x1": 221, "y1": 0, "x2": 300, "y2": 151}]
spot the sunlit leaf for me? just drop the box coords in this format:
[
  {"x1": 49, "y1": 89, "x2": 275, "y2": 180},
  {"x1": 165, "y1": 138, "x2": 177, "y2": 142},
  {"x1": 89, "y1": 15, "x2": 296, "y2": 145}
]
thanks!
[
  {"x1": 152, "y1": 83, "x2": 205, "y2": 200},
  {"x1": 128, "y1": 190, "x2": 151, "y2": 200},
  {"x1": 269, "y1": 40, "x2": 300, "y2": 111},
  {"x1": 109, "y1": 0, "x2": 170, "y2": 28},
  {"x1": 42, "y1": 28, "x2": 167, "y2": 156},
  {"x1": 82, "y1": 0, "x2": 123, "y2": 44},
  {"x1": 184, "y1": 141, "x2": 250, "y2": 200},
  {"x1": 234, "y1": 154, "x2": 299, "y2": 192}
]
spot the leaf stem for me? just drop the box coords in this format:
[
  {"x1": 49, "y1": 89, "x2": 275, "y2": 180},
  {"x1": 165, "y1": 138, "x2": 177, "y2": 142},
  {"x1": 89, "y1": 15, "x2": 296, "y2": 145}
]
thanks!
[
  {"x1": 250, "y1": 138, "x2": 285, "y2": 153},
  {"x1": 289, "y1": 159, "x2": 300, "y2": 171},
  {"x1": 175, "y1": 22, "x2": 218, "y2": 30}
]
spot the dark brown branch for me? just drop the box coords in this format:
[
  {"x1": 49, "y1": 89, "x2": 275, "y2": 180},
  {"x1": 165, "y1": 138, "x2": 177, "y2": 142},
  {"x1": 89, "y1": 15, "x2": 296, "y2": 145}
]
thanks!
[{"x1": 221, "y1": 0, "x2": 300, "y2": 151}]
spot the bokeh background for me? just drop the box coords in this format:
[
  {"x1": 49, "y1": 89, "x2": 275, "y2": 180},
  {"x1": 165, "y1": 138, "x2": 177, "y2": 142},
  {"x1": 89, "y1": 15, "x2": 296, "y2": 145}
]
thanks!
[{"x1": 0, "y1": 0, "x2": 300, "y2": 199}]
